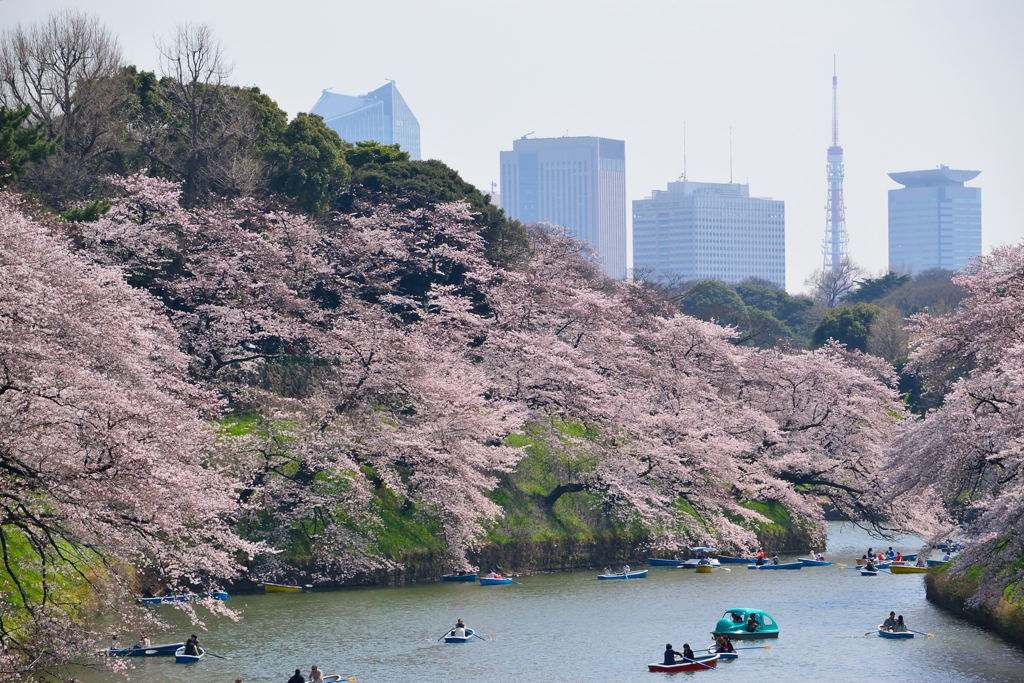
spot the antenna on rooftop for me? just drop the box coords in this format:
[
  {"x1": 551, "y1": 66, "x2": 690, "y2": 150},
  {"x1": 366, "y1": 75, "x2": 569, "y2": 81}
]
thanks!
[
  {"x1": 520, "y1": 131, "x2": 535, "y2": 140},
  {"x1": 679, "y1": 121, "x2": 688, "y2": 182}
]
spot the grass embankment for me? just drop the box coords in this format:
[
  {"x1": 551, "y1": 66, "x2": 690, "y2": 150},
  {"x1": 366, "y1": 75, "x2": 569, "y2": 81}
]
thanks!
[{"x1": 926, "y1": 552, "x2": 1024, "y2": 646}]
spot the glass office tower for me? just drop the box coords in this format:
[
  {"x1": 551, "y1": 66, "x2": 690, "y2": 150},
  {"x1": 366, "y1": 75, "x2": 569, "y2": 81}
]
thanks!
[
  {"x1": 632, "y1": 180, "x2": 785, "y2": 288},
  {"x1": 887, "y1": 166, "x2": 981, "y2": 275},
  {"x1": 500, "y1": 136, "x2": 628, "y2": 279},
  {"x1": 310, "y1": 81, "x2": 421, "y2": 160}
]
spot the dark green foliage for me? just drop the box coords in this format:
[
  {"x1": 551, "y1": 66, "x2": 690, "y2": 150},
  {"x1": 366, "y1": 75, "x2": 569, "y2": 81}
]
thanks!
[
  {"x1": 734, "y1": 278, "x2": 820, "y2": 345},
  {"x1": 0, "y1": 106, "x2": 58, "y2": 186},
  {"x1": 877, "y1": 269, "x2": 966, "y2": 316},
  {"x1": 338, "y1": 144, "x2": 529, "y2": 265},
  {"x1": 266, "y1": 113, "x2": 351, "y2": 214},
  {"x1": 812, "y1": 303, "x2": 882, "y2": 352},
  {"x1": 845, "y1": 272, "x2": 911, "y2": 304},
  {"x1": 677, "y1": 280, "x2": 748, "y2": 327},
  {"x1": 59, "y1": 199, "x2": 111, "y2": 222}
]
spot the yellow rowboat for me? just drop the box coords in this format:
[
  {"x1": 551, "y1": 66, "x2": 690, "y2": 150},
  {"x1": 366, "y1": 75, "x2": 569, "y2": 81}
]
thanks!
[
  {"x1": 264, "y1": 582, "x2": 303, "y2": 592},
  {"x1": 888, "y1": 564, "x2": 929, "y2": 574},
  {"x1": 696, "y1": 565, "x2": 713, "y2": 573}
]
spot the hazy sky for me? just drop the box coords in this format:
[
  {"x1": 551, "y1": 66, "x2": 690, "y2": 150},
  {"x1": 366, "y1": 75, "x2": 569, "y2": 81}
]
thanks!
[{"x1": 4, "y1": 0, "x2": 1023, "y2": 291}]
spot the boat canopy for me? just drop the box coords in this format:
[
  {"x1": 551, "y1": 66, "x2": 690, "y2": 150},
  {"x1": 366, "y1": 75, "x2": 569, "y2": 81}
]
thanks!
[{"x1": 689, "y1": 546, "x2": 717, "y2": 552}]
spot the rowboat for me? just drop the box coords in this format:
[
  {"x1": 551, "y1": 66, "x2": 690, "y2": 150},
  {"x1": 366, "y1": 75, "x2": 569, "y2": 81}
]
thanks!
[
  {"x1": 174, "y1": 646, "x2": 205, "y2": 663},
  {"x1": 598, "y1": 569, "x2": 648, "y2": 580},
  {"x1": 107, "y1": 642, "x2": 183, "y2": 657},
  {"x1": 138, "y1": 591, "x2": 228, "y2": 604},
  {"x1": 479, "y1": 576, "x2": 514, "y2": 585},
  {"x1": 717, "y1": 555, "x2": 755, "y2": 564},
  {"x1": 647, "y1": 654, "x2": 719, "y2": 672},
  {"x1": 798, "y1": 558, "x2": 833, "y2": 566},
  {"x1": 264, "y1": 582, "x2": 303, "y2": 592},
  {"x1": 746, "y1": 562, "x2": 802, "y2": 570},
  {"x1": 889, "y1": 564, "x2": 929, "y2": 574},
  {"x1": 927, "y1": 558, "x2": 951, "y2": 567},
  {"x1": 695, "y1": 564, "x2": 713, "y2": 573},
  {"x1": 648, "y1": 558, "x2": 684, "y2": 566},
  {"x1": 860, "y1": 569, "x2": 878, "y2": 576},
  {"x1": 709, "y1": 646, "x2": 738, "y2": 660},
  {"x1": 712, "y1": 609, "x2": 780, "y2": 639},
  {"x1": 877, "y1": 626, "x2": 914, "y2": 639},
  {"x1": 902, "y1": 554, "x2": 918, "y2": 561},
  {"x1": 443, "y1": 628, "x2": 476, "y2": 643},
  {"x1": 442, "y1": 572, "x2": 478, "y2": 582}
]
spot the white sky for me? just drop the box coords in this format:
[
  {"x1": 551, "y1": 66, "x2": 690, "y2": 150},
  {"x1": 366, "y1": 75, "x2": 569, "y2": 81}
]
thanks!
[{"x1": 3, "y1": 0, "x2": 1023, "y2": 292}]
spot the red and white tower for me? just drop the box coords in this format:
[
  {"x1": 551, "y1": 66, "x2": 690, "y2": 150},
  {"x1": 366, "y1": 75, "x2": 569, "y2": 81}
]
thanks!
[{"x1": 823, "y1": 58, "x2": 848, "y2": 273}]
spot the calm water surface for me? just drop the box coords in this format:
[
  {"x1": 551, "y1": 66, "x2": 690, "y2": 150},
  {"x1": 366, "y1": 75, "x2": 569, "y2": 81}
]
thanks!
[{"x1": 72, "y1": 524, "x2": 1024, "y2": 682}]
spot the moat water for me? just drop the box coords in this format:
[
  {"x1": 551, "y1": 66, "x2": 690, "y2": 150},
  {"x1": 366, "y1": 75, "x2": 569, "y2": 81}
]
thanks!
[{"x1": 70, "y1": 523, "x2": 1024, "y2": 682}]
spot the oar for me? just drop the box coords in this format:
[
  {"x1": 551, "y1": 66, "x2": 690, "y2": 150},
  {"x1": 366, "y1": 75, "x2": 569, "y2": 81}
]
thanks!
[
  {"x1": 437, "y1": 630, "x2": 455, "y2": 641},
  {"x1": 681, "y1": 656, "x2": 717, "y2": 671},
  {"x1": 205, "y1": 651, "x2": 232, "y2": 660},
  {"x1": 907, "y1": 628, "x2": 935, "y2": 638},
  {"x1": 472, "y1": 632, "x2": 488, "y2": 641},
  {"x1": 698, "y1": 644, "x2": 770, "y2": 651}
]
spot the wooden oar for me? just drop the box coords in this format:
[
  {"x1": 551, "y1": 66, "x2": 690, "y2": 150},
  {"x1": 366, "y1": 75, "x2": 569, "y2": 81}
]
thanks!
[
  {"x1": 907, "y1": 628, "x2": 935, "y2": 638},
  {"x1": 205, "y1": 651, "x2": 232, "y2": 660},
  {"x1": 684, "y1": 655, "x2": 716, "y2": 671},
  {"x1": 698, "y1": 644, "x2": 770, "y2": 651},
  {"x1": 472, "y1": 632, "x2": 488, "y2": 641}
]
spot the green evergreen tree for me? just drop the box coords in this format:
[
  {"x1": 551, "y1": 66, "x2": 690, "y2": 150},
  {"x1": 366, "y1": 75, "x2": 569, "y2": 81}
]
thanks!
[{"x1": 0, "y1": 107, "x2": 58, "y2": 186}]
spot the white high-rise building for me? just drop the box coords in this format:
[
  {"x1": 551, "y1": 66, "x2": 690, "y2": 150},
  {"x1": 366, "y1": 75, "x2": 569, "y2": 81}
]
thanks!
[
  {"x1": 632, "y1": 180, "x2": 785, "y2": 289},
  {"x1": 500, "y1": 136, "x2": 628, "y2": 279}
]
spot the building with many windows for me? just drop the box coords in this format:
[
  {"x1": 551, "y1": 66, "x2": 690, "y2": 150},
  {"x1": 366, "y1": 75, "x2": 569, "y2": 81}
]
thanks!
[
  {"x1": 632, "y1": 180, "x2": 785, "y2": 288},
  {"x1": 310, "y1": 81, "x2": 421, "y2": 159},
  {"x1": 500, "y1": 136, "x2": 627, "y2": 279},
  {"x1": 887, "y1": 166, "x2": 981, "y2": 275}
]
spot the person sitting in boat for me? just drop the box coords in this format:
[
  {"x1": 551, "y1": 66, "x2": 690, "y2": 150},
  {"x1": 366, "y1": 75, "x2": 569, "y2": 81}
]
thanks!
[
  {"x1": 308, "y1": 665, "x2": 325, "y2": 683},
  {"x1": 865, "y1": 559, "x2": 877, "y2": 572},
  {"x1": 755, "y1": 549, "x2": 766, "y2": 565},
  {"x1": 135, "y1": 633, "x2": 150, "y2": 649},
  {"x1": 916, "y1": 556, "x2": 928, "y2": 568},
  {"x1": 867, "y1": 547, "x2": 874, "y2": 558},
  {"x1": 882, "y1": 611, "x2": 897, "y2": 630},
  {"x1": 891, "y1": 615, "x2": 908, "y2": 632},
  {"x1": 895, "y1": 552, "x2": 903, "y2": 562},
  {"x1": 815, "y1": 552, "x2": 826, "y2": 561},
  {"x1": 746, "y1": 614, "x2": 760, "y2": 632},
  {"x1": 886, "y1": 547, "x2": 896, "y2": 560},
  {"x1": 771, "y1": 555, "x2": 779, "y2": 565},
  {"x1": 603, "y1": 566, "x2": 612, "y2": 575},
  {"x1": 484, "y1": 571, "x2": 502, "y2": 579},
  {"x1": 715, "y1": 634, "x2": 735, "y2": 653},
  {"x1": 681, "y1": 643, "x2": 695, "y2": 661},
  {"x1": 663, "y1": 643, "x2": 684, "y2": 664},
  {"x1": 876, "y1": 551, "x2": 885, "y2": 561},
  {"x1": 622, "y1": 564, "x2": 631, "y2": 574},
  {"x1": 183, "y1": 634, "x2": 200, "y2": 656},
  {"x1": 941, "y1": 551, "x2": 952, "y2": 562},
  {"x1": 731, "y1": 611, "x2": 744, "y2": 624},
  {"x1": 287, "y1": 669, "x2": 305, "y2": 683}
]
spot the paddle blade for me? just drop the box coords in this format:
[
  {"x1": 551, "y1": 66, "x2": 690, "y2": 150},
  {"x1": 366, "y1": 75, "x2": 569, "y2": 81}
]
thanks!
[{"x1": 762, "y1": 644, "x2": 772, "y2": 648}]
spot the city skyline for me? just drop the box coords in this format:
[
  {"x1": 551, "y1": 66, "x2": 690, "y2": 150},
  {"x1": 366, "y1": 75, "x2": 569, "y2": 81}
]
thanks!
[{"x1": 3, "y1": 0, "x2": 1022, "y2": 292}]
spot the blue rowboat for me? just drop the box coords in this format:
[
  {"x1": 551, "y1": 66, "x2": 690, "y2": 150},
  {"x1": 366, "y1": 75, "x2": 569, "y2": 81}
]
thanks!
[
  {"x1": 107, "y1": 642, "x2": 183, "y2": 657},
  {"x1": 710, "y1": 646, "x2": 738, "y2": 660},
  {"x1": 479, "y1": 577, "x2": 513, "y2": 585},
  {"x1": 717, "y1": 555, "x2": 755, "y2": 564},
  {"x1": 877, "y1": 626, "x2": 914, "y2": 639},
  {"x1": 927, "y1": 558, "x2": 951, "y2": 567},
  {"x1": 597, "y1": 569, "x2": 648, "y2": 580},
  {"x1": 138, "y1": 591, "x2": 228, "y2": 604},
  {"x1": 746, "y1": 562, "x2": 802, "y2": 570},
  {"x1": 443, "y1": 628, "x2": 476, "y2": 643},
  {"x1": 902, "y1": 554, "x2": 917, "y2": 561},
  {"x1": 797, "y1": 558, "x2": 833, "y2": 566},
  {"x1": 648, "y1": 558, "x2": 684, "y2": 566},
  {"x1": 174, "y1": 646, "x2": 205, "y2": 663},
  {"x1": 860, "y1": 569, "x2": 879, "y2": 576},
  {"x1": 442, "y1": 572, "x2": 477, "y2": 582}
]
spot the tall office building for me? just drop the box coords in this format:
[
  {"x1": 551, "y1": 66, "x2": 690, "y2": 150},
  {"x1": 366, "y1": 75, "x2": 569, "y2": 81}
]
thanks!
[
  {"x1": 310, "y1": 81, "x2": 421, "y2": 159},
  {"x1": 632, "y1": 180, "x2": 785, "y2": 289},
  {"x1": 500, "y1": 136, "x2": 627, "y2": 279},
  {"x1": 888, "y1": 166, "x2": 981, "y2": 275}
]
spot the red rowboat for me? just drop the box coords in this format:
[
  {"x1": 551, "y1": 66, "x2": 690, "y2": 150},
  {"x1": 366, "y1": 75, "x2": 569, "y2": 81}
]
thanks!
[{"x1": 647, "y1": 653, "x2": 719, "y2": 672}]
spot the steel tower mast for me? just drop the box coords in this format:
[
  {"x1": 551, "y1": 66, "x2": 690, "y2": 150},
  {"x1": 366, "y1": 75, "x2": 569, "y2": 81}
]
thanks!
[{"x1": 823, "y1": 57, "x2": 848, "y2": 273}]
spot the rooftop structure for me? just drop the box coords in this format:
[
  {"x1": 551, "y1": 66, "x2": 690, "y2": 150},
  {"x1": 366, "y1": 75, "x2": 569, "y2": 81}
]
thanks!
[{"x1": 310, "y1": 81, "x2": 421, "y2": 159}]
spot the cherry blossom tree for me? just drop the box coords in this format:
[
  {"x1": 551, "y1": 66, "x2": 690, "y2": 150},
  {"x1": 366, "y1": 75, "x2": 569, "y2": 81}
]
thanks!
[
  {"x1": 886, "y1": 244, "x2": 1024, "y2": 605},
  {"x1": 0, "y1": 192, "x2": 256, "y2": 678}
]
